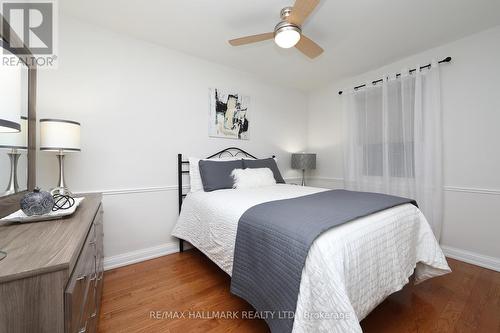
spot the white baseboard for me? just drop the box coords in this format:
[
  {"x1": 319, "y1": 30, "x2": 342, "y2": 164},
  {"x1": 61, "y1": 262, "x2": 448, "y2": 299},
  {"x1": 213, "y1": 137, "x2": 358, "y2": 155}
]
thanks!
[
  {"x1": 103, "y1": 242, "x2": 179, "y2": 271},
  {"x1": 441, "y1": 245, "x2": 500, "y2": 272}
]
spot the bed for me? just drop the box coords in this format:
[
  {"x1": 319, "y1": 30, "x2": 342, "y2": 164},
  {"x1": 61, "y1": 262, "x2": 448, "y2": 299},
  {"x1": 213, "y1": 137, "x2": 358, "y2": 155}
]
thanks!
[{"x1": 172, "y1": 148, "x2": 450, "y2": 333}]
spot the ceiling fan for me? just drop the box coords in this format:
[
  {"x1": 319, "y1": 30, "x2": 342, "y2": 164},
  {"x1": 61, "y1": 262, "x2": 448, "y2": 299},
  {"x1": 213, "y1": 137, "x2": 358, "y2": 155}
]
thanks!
[{"x1": 228, "y1": 0, "x2": 323, "y2": 59}]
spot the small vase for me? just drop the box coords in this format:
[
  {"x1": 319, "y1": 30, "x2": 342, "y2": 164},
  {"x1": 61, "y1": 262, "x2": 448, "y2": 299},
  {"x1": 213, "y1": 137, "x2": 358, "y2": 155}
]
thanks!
[{"x1": 20, "y1": 188, "x2": 55, "y2": 216}]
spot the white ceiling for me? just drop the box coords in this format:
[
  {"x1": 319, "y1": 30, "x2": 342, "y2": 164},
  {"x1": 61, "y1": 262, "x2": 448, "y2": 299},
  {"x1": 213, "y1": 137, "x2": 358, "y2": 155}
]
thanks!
[{"x1": 61, "y1": 0, "x2": 500, "y2": 91}]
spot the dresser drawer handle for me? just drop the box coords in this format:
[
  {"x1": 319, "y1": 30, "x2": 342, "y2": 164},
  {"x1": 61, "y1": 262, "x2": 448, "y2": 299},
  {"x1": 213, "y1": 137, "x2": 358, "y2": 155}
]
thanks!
[
  {"x1": 90, "y1": 311, "x2": 97, "y2": 318},
  {"x1": 76, "y1": 275, "x2": 86, "y2": 282}
]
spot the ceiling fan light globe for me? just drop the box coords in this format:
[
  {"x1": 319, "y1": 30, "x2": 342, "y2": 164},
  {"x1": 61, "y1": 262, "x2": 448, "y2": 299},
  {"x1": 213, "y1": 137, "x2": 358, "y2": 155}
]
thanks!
[{"x1": 274, "y1": 25, "x2": 301, "y2": 49}]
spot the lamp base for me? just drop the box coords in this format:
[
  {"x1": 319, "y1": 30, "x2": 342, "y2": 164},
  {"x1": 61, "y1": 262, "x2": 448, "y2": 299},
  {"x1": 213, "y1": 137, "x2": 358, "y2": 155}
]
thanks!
[
  {"x1": 0, "y1": 251, "x2": 6, "y2": 261},
  {"x1": 4, "y1": 150, "x2": 21, "y2": 195},
  {"x1": 51, "y1": 153, "x2": 73, "y2": 196}
]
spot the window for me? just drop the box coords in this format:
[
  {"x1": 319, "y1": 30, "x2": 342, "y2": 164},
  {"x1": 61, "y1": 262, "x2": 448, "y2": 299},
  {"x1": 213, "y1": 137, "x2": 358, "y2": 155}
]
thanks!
[{"x1": 353, "y1": 76, "x2": 416, "y2": 178}]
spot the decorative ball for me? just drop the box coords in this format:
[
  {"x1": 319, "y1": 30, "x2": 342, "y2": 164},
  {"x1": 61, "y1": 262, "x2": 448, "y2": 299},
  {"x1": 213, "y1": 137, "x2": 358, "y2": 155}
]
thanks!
[{"x1": 20, "y1": 188, "x2": 55, "y2": 216}]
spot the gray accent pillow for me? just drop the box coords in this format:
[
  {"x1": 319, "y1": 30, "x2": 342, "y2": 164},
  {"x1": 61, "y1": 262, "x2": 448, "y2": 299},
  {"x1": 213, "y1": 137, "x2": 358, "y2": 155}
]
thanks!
[
  {"x1": 198, "y1": 159, "x2": 244, "y2": 192},
  {"x1": 243, "y1": 158, "x2": 285, "y2": 184}
]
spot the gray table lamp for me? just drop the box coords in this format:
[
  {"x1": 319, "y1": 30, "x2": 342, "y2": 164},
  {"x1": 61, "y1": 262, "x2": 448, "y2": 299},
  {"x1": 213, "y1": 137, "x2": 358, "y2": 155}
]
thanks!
[
  {"x1": 291, "y1": 153, "x2": 316, "y2": 186},
  {"x1": 40, "y1": 119, "x2": 81, "y2": 196}
]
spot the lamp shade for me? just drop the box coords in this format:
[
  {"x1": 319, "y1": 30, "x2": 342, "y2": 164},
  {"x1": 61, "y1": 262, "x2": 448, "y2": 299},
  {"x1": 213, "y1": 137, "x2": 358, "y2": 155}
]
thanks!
[
  {"x1": 0, "y1": 64, "x2": 23, "y2": 132},
  {"x1": 40, "y1": 119, "x2": 81, "y2": 152},
  {"x1": 0, "y1": 116, "x2": 28, "y2": 149},
  {"x1": 291, "y1": 153, "x2": 316, "y2": 170}
]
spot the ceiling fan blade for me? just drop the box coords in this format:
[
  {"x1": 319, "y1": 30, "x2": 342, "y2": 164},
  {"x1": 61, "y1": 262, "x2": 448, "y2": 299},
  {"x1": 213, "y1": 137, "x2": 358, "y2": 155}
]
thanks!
[
  {"x1": 229, "y1": 32, "x2": 274, "y2": 46},
  {"x1": 288, "y1": 0, "x2": 320, "y2": 26},
  {"x1": 295, "y1": 35, "x2": 323, "y2": 58}
]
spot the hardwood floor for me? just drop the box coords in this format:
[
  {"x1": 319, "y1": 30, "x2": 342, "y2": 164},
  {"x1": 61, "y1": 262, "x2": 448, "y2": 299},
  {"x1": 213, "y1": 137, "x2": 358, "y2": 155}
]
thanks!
[{"x1": 98, "y1": 250, "x2": 500, "y2": 333}]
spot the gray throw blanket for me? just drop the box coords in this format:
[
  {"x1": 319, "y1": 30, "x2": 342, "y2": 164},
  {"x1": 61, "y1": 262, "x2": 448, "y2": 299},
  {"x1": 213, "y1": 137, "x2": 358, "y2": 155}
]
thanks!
[{"x1": 230, "y1": 189, "x2": 417, "y2": 333}]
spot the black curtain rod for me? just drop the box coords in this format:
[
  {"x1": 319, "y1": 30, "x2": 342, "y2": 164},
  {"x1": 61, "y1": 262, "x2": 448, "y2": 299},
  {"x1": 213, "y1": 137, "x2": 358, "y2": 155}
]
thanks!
[{"x1": 338, "y1": 56, "x2": 452, "y2": 95}]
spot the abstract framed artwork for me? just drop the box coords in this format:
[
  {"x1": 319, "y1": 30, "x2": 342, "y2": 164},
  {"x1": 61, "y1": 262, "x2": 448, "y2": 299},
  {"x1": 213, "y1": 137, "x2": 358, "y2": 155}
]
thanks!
[{"x1": 209, "y1": 88, "x2": 250, "y2": 140}]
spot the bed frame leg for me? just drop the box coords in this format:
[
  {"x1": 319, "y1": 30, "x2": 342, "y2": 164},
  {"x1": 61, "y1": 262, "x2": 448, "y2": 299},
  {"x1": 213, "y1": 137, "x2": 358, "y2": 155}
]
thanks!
[{"x1": 179, "y1": 239, "x2": 184, "y2": 252}]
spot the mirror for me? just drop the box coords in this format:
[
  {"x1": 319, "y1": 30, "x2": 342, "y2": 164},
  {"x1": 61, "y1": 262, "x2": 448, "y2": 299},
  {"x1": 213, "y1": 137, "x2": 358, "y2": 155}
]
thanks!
[
  {"x1": 0, "y1": 12, "x2": 36, "y2": 216},
  {"x1": 0, "y1": 49, "x2": 29, "y2": 197}
]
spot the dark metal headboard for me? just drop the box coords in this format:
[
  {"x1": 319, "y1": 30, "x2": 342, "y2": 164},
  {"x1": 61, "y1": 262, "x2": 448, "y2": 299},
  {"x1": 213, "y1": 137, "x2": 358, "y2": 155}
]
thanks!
[{"x1": 177, "y1": 147, "x2": 272, "y2": 252}]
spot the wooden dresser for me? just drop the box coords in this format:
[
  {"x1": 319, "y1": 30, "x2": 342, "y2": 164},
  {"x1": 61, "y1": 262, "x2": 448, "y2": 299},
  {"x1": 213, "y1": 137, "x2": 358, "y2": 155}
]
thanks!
[{"x1": 0, "y1": 194, "x2": 103, "y2": 333}]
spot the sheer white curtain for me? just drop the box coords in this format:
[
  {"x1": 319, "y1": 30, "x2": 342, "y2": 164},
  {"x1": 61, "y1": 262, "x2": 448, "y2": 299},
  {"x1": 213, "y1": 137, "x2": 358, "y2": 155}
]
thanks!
[{"x1": 343, "y1": 61, "x2": 443, "y2": 240}]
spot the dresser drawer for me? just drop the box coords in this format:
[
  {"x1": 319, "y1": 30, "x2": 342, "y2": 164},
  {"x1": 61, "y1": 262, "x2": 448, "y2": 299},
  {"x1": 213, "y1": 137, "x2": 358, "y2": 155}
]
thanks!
[
  {"x1": 65, "y1": 224, "x2": 97, "y2": 333},
  {"x1": 82, "y1": 272, "x2": 98, "y2": 333},
  {"x1": 88, "y1": 207, "x2": 104, "y2": 331},
  {"x1": 94, "y1": 208, "x2": 104, "y2": 280},
  {"x1": 87, "y1": 276, "x2": 102, "y2": 333}
]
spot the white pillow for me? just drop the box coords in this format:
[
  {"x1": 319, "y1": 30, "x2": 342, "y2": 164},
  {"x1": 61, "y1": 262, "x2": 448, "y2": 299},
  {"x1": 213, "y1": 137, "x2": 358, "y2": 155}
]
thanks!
[
  {"x1": 188, "y1": 156, "x2": 243, "y2": 192},
  {"x1": 231, "y1": 168, "x2": 276, "y2": 189},
  {"x1": 188, "y1": 157, "x2": 204, "y2": 192}
]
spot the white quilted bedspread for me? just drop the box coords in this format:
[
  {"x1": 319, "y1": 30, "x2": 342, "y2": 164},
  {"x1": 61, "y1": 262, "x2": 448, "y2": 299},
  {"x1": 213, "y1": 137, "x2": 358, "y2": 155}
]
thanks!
[{"x1": 172, "y1": 184, "x2": 450, "y2": 332}]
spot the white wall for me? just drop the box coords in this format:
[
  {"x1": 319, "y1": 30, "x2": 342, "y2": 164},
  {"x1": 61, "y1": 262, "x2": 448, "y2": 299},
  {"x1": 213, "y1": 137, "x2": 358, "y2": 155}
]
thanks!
[
  {"x1": 307, "y1": 26, "x2": 500, "y2": 262},
  {"x1": 36, "y1": 16, "x2": 308, "y2": 264}
]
